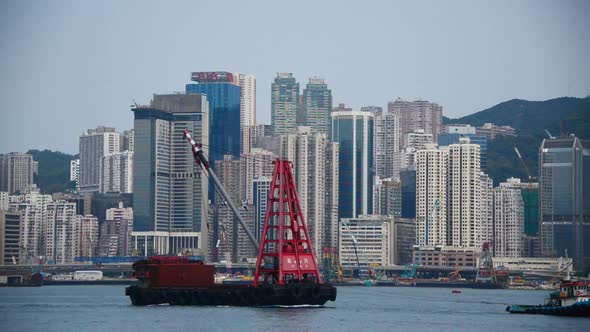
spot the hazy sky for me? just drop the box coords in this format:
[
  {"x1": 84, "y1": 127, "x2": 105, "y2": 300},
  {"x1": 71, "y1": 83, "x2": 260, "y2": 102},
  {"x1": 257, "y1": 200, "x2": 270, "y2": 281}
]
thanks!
[{"x1": 1, "y1": 0, "x2": 589, "y2": 154}]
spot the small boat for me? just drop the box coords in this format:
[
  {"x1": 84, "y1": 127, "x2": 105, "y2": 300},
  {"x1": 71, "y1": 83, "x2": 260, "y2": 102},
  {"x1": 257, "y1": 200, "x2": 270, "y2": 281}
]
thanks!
[
  {"x1": 452, "y1": 290, "x2": 461, "y2": 294},
  {"x1": 506, "y1": 280, "x2": 590, "y2": 316}
]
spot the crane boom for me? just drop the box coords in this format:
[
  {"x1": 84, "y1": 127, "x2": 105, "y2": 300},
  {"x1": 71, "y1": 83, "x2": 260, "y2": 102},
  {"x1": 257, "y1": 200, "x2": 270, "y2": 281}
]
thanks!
[
  {"x1": 183, "y1": 129, "x2": 260, "y2": 252},
  {"x1": 513, "y1": 147, "x2": 534, "y2": 183}
]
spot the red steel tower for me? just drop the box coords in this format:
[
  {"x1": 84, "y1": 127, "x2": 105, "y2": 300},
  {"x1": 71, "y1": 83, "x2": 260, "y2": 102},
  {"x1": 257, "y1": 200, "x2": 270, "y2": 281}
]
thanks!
[{"x1": 254, "y1": 159, "x2": 322, "y2": 286}]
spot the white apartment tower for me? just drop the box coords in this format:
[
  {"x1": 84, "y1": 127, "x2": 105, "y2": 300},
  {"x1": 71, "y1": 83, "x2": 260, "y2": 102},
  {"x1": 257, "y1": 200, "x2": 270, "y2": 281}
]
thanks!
[
  {"x1": 79, "y1": 127, "x2": 120, "y2": 193},
  {"x1": 415, "y1": 146, "x2": 448, "y2": 247},
  {"x1": 448, "y1": 137, "x2": 481, "y2": 248},
  {"x1": 372, "y1": 110, "x2": 402, "y2": 180},
  {"x1": 240, "y1": 148, "x2": 276, "y2": 205},
  {"x1": 493, "y1": 180, "x2": 525, "y2": 257},
  {"x1": 237, "y1": 74, "x2": 256, "y2": 154},
  {"x1": 45, "y1": 201, "x2": 77, "y2": 264},
  {"x1": 280, "y1": 126, "x2": 339, "y2": 258},
  {"x1": 0, "y1": 153, "x2": 36, "y2": 194},
  {"x1": 9, "y1": 186, "x2": 52, "y2": 258},
  {"x1": 99, "y1": 151, "x2": 134, "y2": 194}
]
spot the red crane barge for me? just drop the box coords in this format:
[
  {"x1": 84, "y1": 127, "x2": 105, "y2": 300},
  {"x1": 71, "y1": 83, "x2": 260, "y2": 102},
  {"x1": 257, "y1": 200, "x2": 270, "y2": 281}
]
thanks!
[{"x1": 125, "y1": 130, "x2": 337, "y2": 306}]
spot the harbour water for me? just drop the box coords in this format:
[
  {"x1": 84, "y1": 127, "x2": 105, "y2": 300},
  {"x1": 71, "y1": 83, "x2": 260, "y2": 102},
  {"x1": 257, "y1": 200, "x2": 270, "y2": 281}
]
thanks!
[{"x1": 0, "y1": 285, "x2": 587, "y2": 331}]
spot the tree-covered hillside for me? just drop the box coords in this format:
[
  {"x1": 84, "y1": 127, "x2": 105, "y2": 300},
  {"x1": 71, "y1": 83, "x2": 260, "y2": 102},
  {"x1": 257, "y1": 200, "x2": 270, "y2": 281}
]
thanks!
[
  {"x1": 28, "y1": 149, "x2": 77, "y2": 194},
  {"x1": 444, "y1": 97, "x2": 590, "y2": 184}
]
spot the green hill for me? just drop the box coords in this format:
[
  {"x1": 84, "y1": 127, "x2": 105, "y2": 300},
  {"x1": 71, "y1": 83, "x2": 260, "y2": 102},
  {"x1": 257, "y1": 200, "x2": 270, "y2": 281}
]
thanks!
[
  {"x1": 444, "y1": 97, "x2": 590, "y2": 184},
  {"x1": 28, "y1": 149, "x2": 77, "y2": 194}
]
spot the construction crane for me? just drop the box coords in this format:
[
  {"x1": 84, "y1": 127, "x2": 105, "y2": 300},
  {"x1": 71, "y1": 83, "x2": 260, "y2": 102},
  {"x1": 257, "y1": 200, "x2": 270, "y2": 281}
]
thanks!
[
  {"x1": 183, "y1": 130, "x2": 259, "y2": 252},
  {"x1": 514, "y1": 147, "x2": 537, "y2": 184}
]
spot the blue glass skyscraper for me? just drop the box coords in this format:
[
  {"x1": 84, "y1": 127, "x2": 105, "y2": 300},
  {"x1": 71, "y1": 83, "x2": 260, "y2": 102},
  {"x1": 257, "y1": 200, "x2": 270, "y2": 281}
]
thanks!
[
  {"x1": 331, "y1": 108, "x2": 374, "y2": 219},
  {"x1": 186, "y1": 72, "x2": 241, "y2": 164}
]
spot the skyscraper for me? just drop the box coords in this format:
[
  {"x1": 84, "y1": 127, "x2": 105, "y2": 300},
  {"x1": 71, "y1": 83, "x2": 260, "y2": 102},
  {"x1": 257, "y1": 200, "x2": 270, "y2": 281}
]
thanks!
[
  {"x1": 236, "y1": 73, "x2": 256, "y2": 154},
  {"x1": 368, "y1": 108, "x2": 401, "y2": 180},
  {"x1": 131, "y1": 93, "x2": 209, "y2": 256},
  {"x1": 448, "y1": 138, "x2": 481, "y2": 248},
  {"x1": 0, "y1": 153, "x2": 36, "y2": 194},
  {"x1": 439, "y1": 125, "x2": 488, "y2": 171},
  {"x1": 271, "y1": 73, "x2": 299, "y2": 136},
  {"x1": 539, "y1": 136, "x2": 590, "y2": 270},
  {"x1": 253, "y1": 176, "x2": 272, "y2": 241},
  {"x1": 388, "y1": 98, "x2": 443, "y2": 147},
  {"x1": 186, "y1": 71, "x2": 241, "y2": 163},
  {"x1": 415, "y1": 146, "x2": 448, "y2": 247},
  {"x1": 493, "y1": 179, "x2": 525, "y2": 257},
  {"x1": 0, "y1": 209, "x2": 21, "y2": 265},
  {"x1": 302, "y1": 77, "x2": 332, "y2": 136},
  {"x1": 374, "y1": 178, "x2": 402, "y2": 218},
  {"x1": 331, "y1": 107, "x2": 374, "y2": 219},
  {"x1": 99, "y1": 151, "x2": 133, "y2": 194},
  {"x1": 79, "y1": 127, "x2": 120, "y2": 193},
  {"x1": 45, "y1": 200, "x2": 77, "y2": 264},
  {"x1": 74, "y1": 215, "x2": 99, "y2": 258},
  {"x1": 280, "y1": 126, "x2": 339, "y2": 258},
  {"x1": 9, "y1": 186, "x2": 52, "y2": 259}
]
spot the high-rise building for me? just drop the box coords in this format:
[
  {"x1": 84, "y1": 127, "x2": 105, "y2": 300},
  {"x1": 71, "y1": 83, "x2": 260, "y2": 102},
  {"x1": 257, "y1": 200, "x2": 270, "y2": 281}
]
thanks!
[
  {"x1": 448, "y1": 138, "x2": 481, "y2": 248},
  {"x1": 79, "y1": 127, "x2": 120, "y2": 193},
  {"x1": 9, "y1": 186, "x2": 52, "y2": 258},
  {"x1": 401, "y1": 129, "x2": 434, "y2": 169},
  {"x1": 271, "y1": 73, "x2": 299, "y2": 136},
  {"x1": 302, "y1": 77, "x2": 332, "y2": 136},
  {"x1": 70, "y1": 159, "x2": 79, "y2": 189},
  {"x1": 415, "y1": 146, "x2": 448, "y2": 247},
  {"x1": 99, "y1": 151, "x2": 133, "y2": 194},
  {"x1": 393, "y1": 218, "x2": 416, "y2": 265},
  {"x1": 0, "y1": 153, "x2": 35, "y2": 194},
  {"x1": 438, "y1": 129, "x2": 488, "y2": 171},
  {"x1": 100, "y1": 203, "x2": 133, "y2": 257},
  {"x1": 131, "y1": 93, "x2": 209, "y2": 256},
  {"x1": 236, "y1": 74, "x2": 256, "y2": 154},
  {"x1": 400, "y1": 167, "x2": 416, "y2": 219},
  {"x1": 45, "y1": 201, "x2": 77, "y2": 264},
  {"x1": 186, "y1": 71, "x2": 241, "y2": 163},
  {"x1": 74, "y1": 215, "x2": 99, "y2": 258},
  {"x1": 0, "y1": 209, "x2": 21, "y2": 265},
  {"x1": 388, "y1": 98, "x2": 443, "y2": 147},
  {"x1": 253, "y1": 176, "x2": 272, "y2": 241},
  {"x1": 240, "y1": 148, "x2": 276, "y2": 205},
  {"x1": 331, "y1": 108, "x2": 374, "y2": 219},
  {"x1": 339, "y1": 215, "x2": 393, "y2": 268},
  {"x1": 479, "y1": 172, "x2": 494, "y2": 247},
  {"x1": 325, "y1": 142, "x2": 340, "y2": 250},
  {"x1": 120, "y1": 129, "x2": 135, "y2": 153},
  {"x1": 280, "y1": 126, "x2": 339, "y2": 258},
  {"x1": 374, "y1": 178, "x2": 402, "y2": 218},
  {"x1": 493, "y1": 179, "x2": 525, "y2": 257},
  {"x1": 0, "y1": 191, "x2": 9, "y2": 210},
  {"x1": 539, "y1": 136, "x2": 590, "y2": 270},
  {"x1": 370, "y1": 109, "x2": 401, "y2": 180}
]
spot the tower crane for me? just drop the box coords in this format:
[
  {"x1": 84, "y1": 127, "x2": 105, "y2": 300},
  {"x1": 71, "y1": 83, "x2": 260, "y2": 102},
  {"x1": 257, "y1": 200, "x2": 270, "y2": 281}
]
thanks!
[{"x1": 513, "y1": 147, "x2": 537, "y2": 184}]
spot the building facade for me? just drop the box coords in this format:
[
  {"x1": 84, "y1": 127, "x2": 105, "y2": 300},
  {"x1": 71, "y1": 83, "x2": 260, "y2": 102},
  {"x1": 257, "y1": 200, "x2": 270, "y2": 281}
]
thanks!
[
  {"x1": 339, "y1": 215, "x2": 393, "y2": 268},
  {"x1": 493, "y1": 181, "x2": 525, "y2": 257},
  {"x1": 186, "y1": 71, "x2": 241, "y2": 163},
  {"x1": 0, "y1": 153, "x2": 36, "y2": 194},
  {"x1": 0, "y1": 209, "x2": 21, "y2": 265},
  {"x1": 271, "y1": 73, "x2": 299, "y2": 136},
  {"x1": 79, "y1": 127, "x2": 120, "y2": 193},
  {"x1": 99, "y1": 151, "x2": 133, "y2": 194},
  {"x1": 236, "y1": 73, "x2": 256, "y2": 154},
  {"x1": 131, "y1": 93, "x2": 209, "y2": 256},
  {"x1": 302, "y1": 77, "x2": 332, "y2": 136},
  {"x1": 415, "y1": 146, "x2": 448, "y2": 247},
  {"x1": 448, "y1": 138, "x2": 481, "y2": 248},
  {"x1": 539, "y1": 137, "x2": 590, "y2": 270},
  {"x1": 331, "y1": 108, "x2": 374, "y2": 219},
  {"x1": 388, "y1": 98, "x2": 443, "y2": 147}
]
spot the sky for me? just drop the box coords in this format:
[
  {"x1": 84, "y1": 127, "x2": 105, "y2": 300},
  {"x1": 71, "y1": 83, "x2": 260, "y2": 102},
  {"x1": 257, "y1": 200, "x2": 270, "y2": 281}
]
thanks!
[{"x1": 0, "y1": 0, "x2": 589, "y2": 154}]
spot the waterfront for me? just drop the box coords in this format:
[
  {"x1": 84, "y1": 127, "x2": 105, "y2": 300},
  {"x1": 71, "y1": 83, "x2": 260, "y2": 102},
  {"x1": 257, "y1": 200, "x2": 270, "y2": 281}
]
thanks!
[{"x1": 0, "y1": 286, "x2": 587, "y2": 331}]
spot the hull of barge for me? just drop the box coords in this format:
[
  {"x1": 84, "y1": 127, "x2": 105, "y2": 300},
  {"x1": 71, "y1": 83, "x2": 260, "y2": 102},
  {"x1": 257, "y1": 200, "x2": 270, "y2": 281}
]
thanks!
[{"x1": 126, "y1": 283, "x2": 337, "y2": 306}]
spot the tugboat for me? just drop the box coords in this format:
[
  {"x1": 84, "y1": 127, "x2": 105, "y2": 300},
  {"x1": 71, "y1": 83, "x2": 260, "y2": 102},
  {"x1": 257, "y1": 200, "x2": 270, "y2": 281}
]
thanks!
[
  {"x1": 506, "y1": 280, "x2": 590, "y2": 316},
  {"x1": 125, "y1": 130, "x2": 337, "y2": 306}
]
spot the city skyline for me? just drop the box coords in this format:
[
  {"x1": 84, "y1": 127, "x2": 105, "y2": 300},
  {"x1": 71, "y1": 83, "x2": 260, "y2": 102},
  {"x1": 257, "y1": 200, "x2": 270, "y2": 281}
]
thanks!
[{"x1": 1, "y1": 1, "x2": 589, "y2": 154}]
